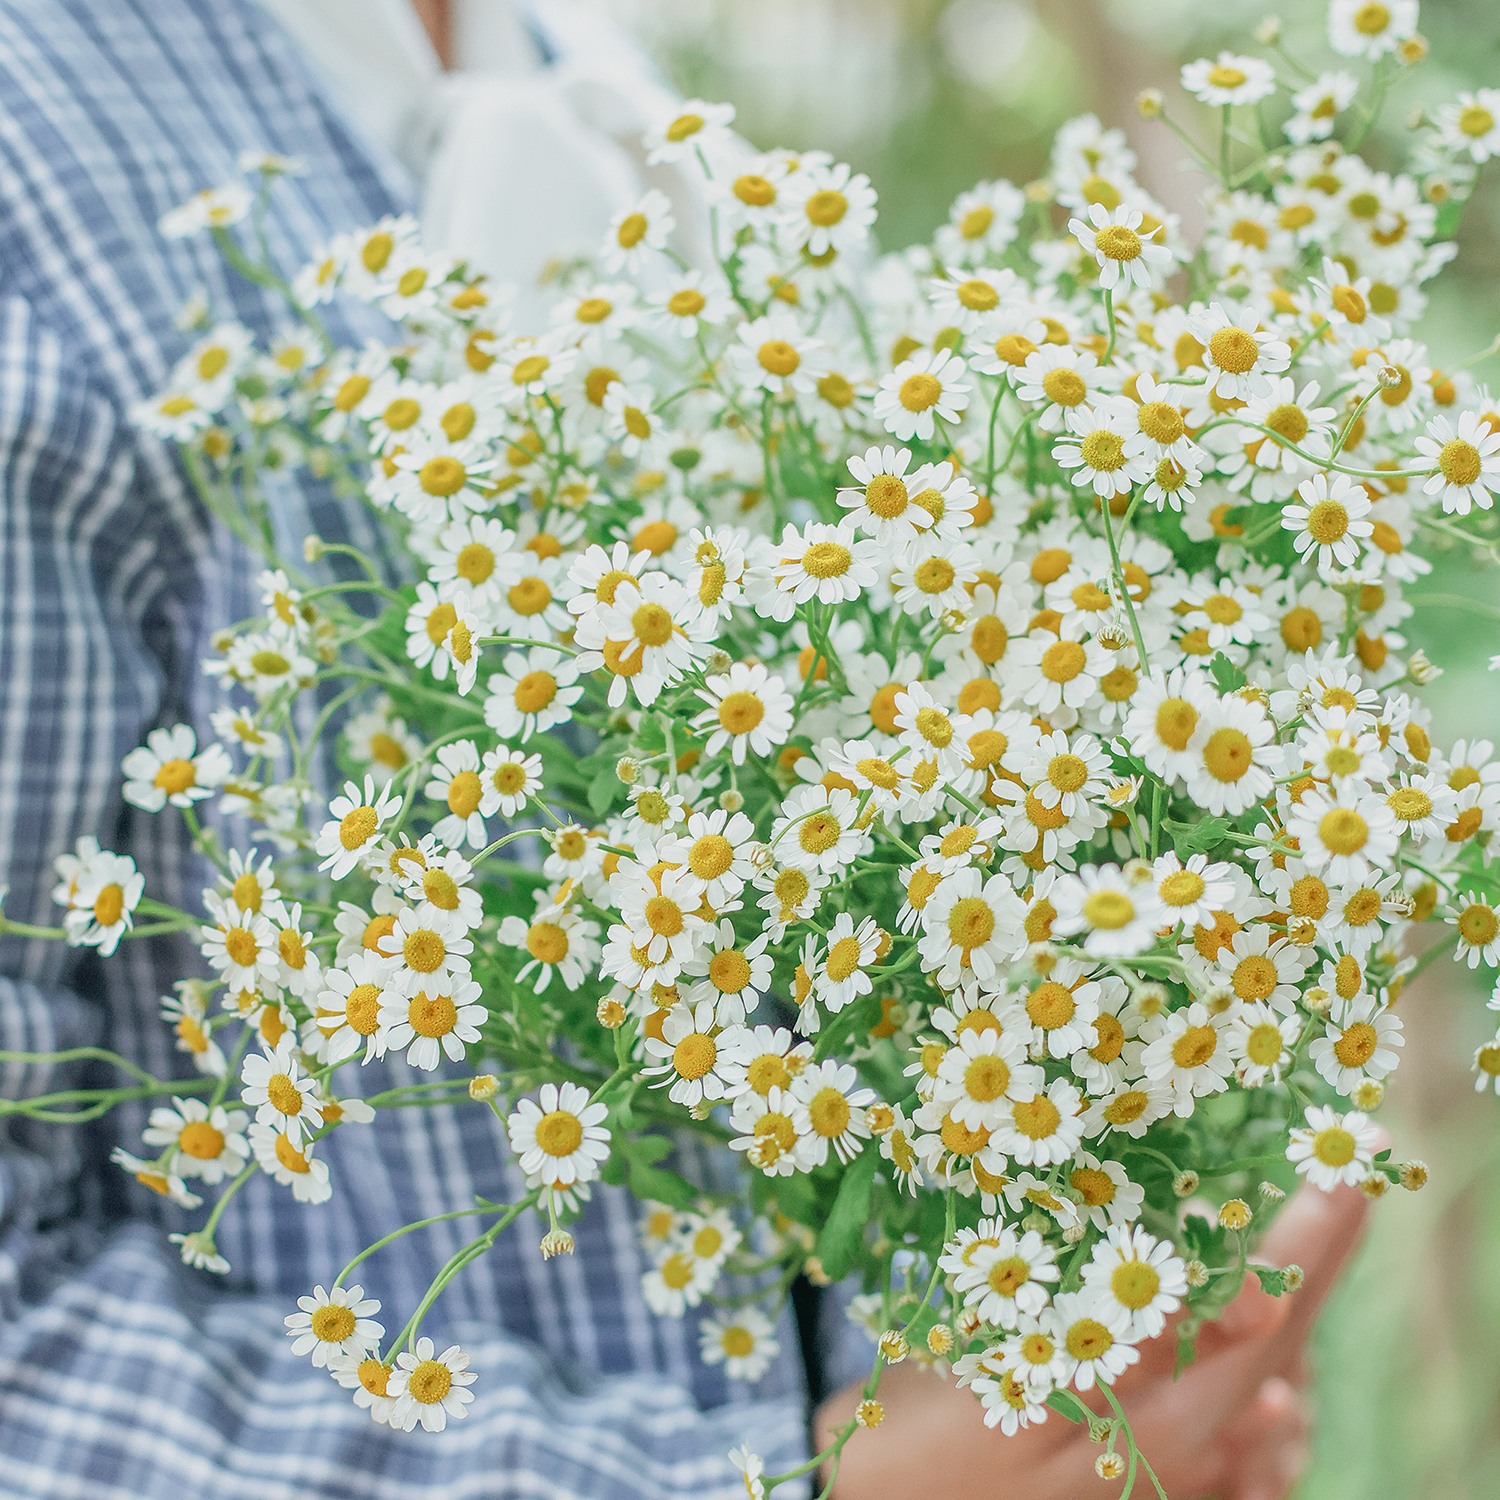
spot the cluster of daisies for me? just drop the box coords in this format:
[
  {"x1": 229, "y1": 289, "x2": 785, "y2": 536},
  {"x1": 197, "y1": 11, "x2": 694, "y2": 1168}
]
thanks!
[{"x1": 44, "y1": 0, "x2": 1494, "y2": 1464}]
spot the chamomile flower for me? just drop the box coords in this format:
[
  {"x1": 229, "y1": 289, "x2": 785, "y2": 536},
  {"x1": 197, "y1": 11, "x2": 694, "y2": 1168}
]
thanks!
[
  {"x1": 1069, "y1": 204, "x2": 1174, "y2": 292},
  {"x1": 993, "y1": 1076, "x2": 1085, "y2": 1168},
  {"x1": 1192, "y1": 302, "x2": 1290, "y2": 400},
  {"x1": 1184, "y1": 692, "x2": 1278, "y2": 816},
  {"x1": 240, "y1": 1039, "x2": 323, "y2": 1145},
  {"x1": 1180, "y1": 52, "x2": 1276, "y2": 107},
  {"x1": 681, "y1": 921, "x2": 773, "y2": 1024},
  {"x1": 1140, "y1": 1002, "x2": 1236, "y2": 1113},
  {"x1": 1311, "y1": 993, "x2": 1404, "y2": 1095},
  {"x1": 141, "y1": 1097, "x2": 250, "y2": 1184},
  {"x1": 790, "y1": 1060, "x2": 875, "y2": 1166},
  {"x1": 249, "y1": 1122, "x2": 332, "y2": 1202},
  {"x1": 1285, "y1": 71, "x2": 1359, "y2": 144},
  {"x1": 1287, "y1": 781, "x2": 1400, "y2": 886},
  {"x1": 699, "y1": 1307, "x2": 778, "y2": 1383},
  {"x1": 285, "y1": 1285, "x2": 383, "y2": 1368},
  {"x1": 1451, "y1": 892, "x2": 1500, "y2": 968},
  {"x1": 729, "y1": 1085, "x2": 814, "y2": 1176},
  {"x1": 121, "y1": 724, "x2": 231, "y2": 812},
  {"x1": 693, "y1": 662, "x2": 795, "y2": 766},
  {"x1": 478, "y1": 747, "x2": 543, "y2": 820},
  {"x1": 1437, "y1": 89, "x2": 1500, "y2": 163},
  {"x1": 1414, "y1": 409, "x2": 1500, "y2": 516},
  {"x1": 1054, "y1": 401, "x2": 1152, "y2": 498},
  {"x1": 425, "y1": 740, "x2": 488, "y2": 850},
  {"x1": 1081, "y1": 1225, "x2": 1187, "y2": 1340},
  {"x1": 782, "y1": 159, "x2": 877, "y2": 256},
  {"x1": 1051, "y1": 865, "x2": 1163, "y2": 957},
  {"x1": 1286, "y1": 1103, "x2": 1380, "y2": 1190},
  {"x1": 316, "y1": 775, "x2": 402, "y2": 880},
  {"x1": 955, "y1": 1227, "x2": 1060, "y2": 1328},
  {"x1": 873, "y1": 349, "x2": 971, "y2": 442},
  {"x1": 506, "y1": 1082, "x2": 611, "y2": 1187},
  {"x1": 1327, "y1": 0, "x2": 1418, "y2": 59},
  {"x1": 387, "y1": 1339, "x2": 477, "y2": 1433},
  {"x1": 1283, "y1": 471, "x2": 1374, "y2": 571}
]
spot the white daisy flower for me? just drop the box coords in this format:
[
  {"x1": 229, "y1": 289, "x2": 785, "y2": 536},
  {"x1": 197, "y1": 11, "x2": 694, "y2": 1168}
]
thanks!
[
  {"x1": 376, "y1": 974, "x2": 486, "y2": 1071},
  {"x1": 109, "y1": 1146, "x2": 201, "y2": 1209},
  {"x1": 1191, "y1": 301, "x2": 1290, "y2": 400},
  {"x1": 1284, "y1": 70, "x2": 1359, "y2": 144},
  {"x1": 478, "y1": 747, "x2": 543, "y2": 820},
  {"x1": 1082, "y1": 1079, "x2": 1175, "y2": 1139},
  {"x1": 920, "y1": 867, "x2": 1026, "y2": 987},
  {"x1": 285, "y1": 1284, "x2": 383, "y2": 1368},
  {"x1": 425, "y1": 739, "x2": 488, "y2": 851},
  {"x1": 498, "y1": 891, "x2": 601, "y2": 995},
  {"x1": 387, "y1": 1338, "x2": 477, "y2": 1433},
  {"x1": 1048, "y1": 1290, "x2": 1139, "y2": 1391},
  {"x1": 873, "y1": 348, "x2": 971, "y2": 442},
  {"x1": 316, "y1": 775, "x2": 402, "y2": 880},
  {"x1": 1451, "y1": 892, "x2": 1500, "y2": 968},
  {"x1": 992, "y1": 1076, "x2": 1085, "y2": 1168},
  {"x1": 726, "y1": 311, "x2": 829, "y2": 397},
  {"x1": 1067, "y1": 1153, "x2": 1145, "y2": 1229},
  {"x1": 315, "y1": 953, "x2": 391, "y2": 1064},
  {"x1": 375, "y1": 905, "x2": 474, "y2": 997},
  {"x1": 1286, "y1": 781, "x2": 1400, "y2": 886},
  {"x1": 1183, "y1": 692, "x2": 1277, "y2": 817},
  {"x1": 1327, "y1": 0, "x2": 1418, "y2": 59},
  {"x1": 770, "y1": 783, "x2": 869, "y2": 875},
  {"x1": 1139, "y1": 1002, "x2": 1236, "y2": 1114},
  {"x1": 141, "y1": 1096, "x2": 250, "y2": 1184},
  {"x1": 248, "y1": 1122, "x2": 332, "y2": 1202},
  {"x1": 693, "y1": 661, "x2": 795, "y2": 766},
  {"x1": 1054, "y1": 400, "x2": 1152, "y2": 498},
  {"x1": 1282, "y1": 471, "x2": 1374, "y2": 572},
  {"x1": 199, "y1": 893, "x2": 280, "y2": 995},
  {"x1": 954, "y1": 1226, "x2": 1059, "y2": 1329},
  {"x1": 240, "y1": 1039, "x2": 323, "y2": 1145},
  {"x1": 1051, "y1": 864, "x2": 1164, "y2": 957},
  {"x1": 790, "y1": 1060, "x2": 875, "y2": 1167},
  {"x1": 644, "y1": 97, "x2": 736, "y2": 164},
  {"x1": 729, "y1": 1084, "x2": 814, "y2": 1177},
  {"x1": 781, "y1": 159, "x2": 877, "y2": 255},
  {"x1": 1180, "y1": 52, "x2": 1276, "y2": 107},
  {"x1": 1068, "y1": 203, "x2": 1174, "y2": 292},
  {"x1": 1413, "y1": 409, "x2": 1500, "y2": 516},
  {"x1": 699, "y1": 1307, "x2": 779, "y2": 1383},
  {"x1": 1436, "y1": 89, "x2": 1500, "y2": 163},
  {"x1": 933, "y1": 1026, "x2": 1037, "y2": 1132},
  {"x1": 1286, "y1": 1103, "x2": 1380, "y2": 1190},
  {"x1": 121, "y1": 723, "x2": 231, "y2": 812},
  {"x1": 1229, "y1": 1001, "x2": 1301, "y2": 1087},
  {"x1": 506, "y1": 1081, "x2": 611, "y2": 1187},
  {"x1": 1080, "y1": 1224, "x2": 1187, "y2": 1340},
  {"x1": 1311, "y1": 993, "x2": 1404, "y2": 1095}
]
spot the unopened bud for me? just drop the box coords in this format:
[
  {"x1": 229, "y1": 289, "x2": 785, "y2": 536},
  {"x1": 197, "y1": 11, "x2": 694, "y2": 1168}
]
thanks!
[
  {"x1": 1304, "y1": 986, "x2": 1333, "y2": 1017},
  {"x1": 1096, "y1": 1453, "x2": 1128, "y2": 1480},
  {"x1": 719, "y1": 789, "x2": 745, "y2": 813},
  {"x1": 866, "y1": 1102, "x2": 896, "y2": 1135},
  {"x1": 1218, "y1": 1198, "x2": 1252, "y2": 1230},
  {"x1": 926, "y1": 1324, "x2": 954, "y2": 1356},
  {"x1": 1351, "y1": 1078, "x2": 1385, "y2": 1111},
  {"x1": 1281, "y1": 1263, "x2": 1305, "y2": 1292},
  {"x1": 1408, "y1": 648, "x2": 1441, "y2": 685},
  {"x1": 706, "y1": 648, "x2": 734, "y2": 675},
  {"x1": 1359, "y1": 1172, "x2": 1390, "y2": 1198},
  {"x1": 956, "y1": 1308, "x2": 984, "y2": 1339},
  {"x1": 1253, "y1": 14, "x2": 1282, "y2": 43},
  {"x1": 1400, "y1": 1160, "x2": 1429, "y2": 1191},
  {"x1": 1122, "y1": 857, "x2": 1153, "y2": 886},
  {"x1": 211, "y1": 629, "x2": 235, "y2": 654},
  {"x1": 1062, "y1": 1221, "x2": 1086, "y2": 1245},
  {"x1": 468, "y1": 1074, "x2": 499, "y2": 1102},
  {"x1": 1136, "y1": 88, "x2": 1164, "y2": 119},
  {"x1": 540, "y1": 1228, "x2": 575, "y2": 1259},
  {"x1": 878, "y1": 1330, "x2": 909, "y2": 1364},
  {"x1": 1377, "y1": 364, "x2": 1404, "y2": 390},
  {"x1": 1398, "y1": 32, "x2": 1428, "y2": 64},
  {"x1": 803, "y1": 1255, "x2": 832, "y2": 1287},
  {"x1": 1132, "y1": 983, "x2": 1168, "y2": 1019},
  {"x1": 1185, "y1": 1259, "x2": 1209, "y2": 1288},
  {"x1": 596, "y1": 997, "x2": 627, "y2": 1029},
  {"x1": 1258, "y1": 1180, "x2": 1286, "y2": 1202},
  {"x1": 855, "y1": 1399, "x2": 885, "y2": 1429},
  {"x1": 303, "y1": 534, "x2": 326, "y2": 562},
  {"x1": 615, "y1": 756, "x2": 640, "y2": 785},
  {"x1": 1203, "y1": 983, "x2": 1236, "y2": 1015},
  {"x1": 1173, "y1": 1170, "x2": 1200, "y2": 1198},
  {"x1": 1024, "y1": 178, "x2": 1054, "y2": 204}
]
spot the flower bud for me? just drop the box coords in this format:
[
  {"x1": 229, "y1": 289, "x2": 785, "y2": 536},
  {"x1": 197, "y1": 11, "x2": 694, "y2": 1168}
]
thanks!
[
  {"x1": 1185, "y1": 1259, "x2": 1209, "y2": 1288},
  {"x1": 1377, "y1": 364, "x2": 1405, "y2": 390},
  {"x1": 719, "y1": 789, "x2": 745, "y2": 813},
  {"x1": 1136, "y1": 88, "x2": 1164, "y2": 119},
  {"x1": 1254, "y1": 14, "x2": 1282, "y2": 43},
  {"x1": 855, "y1": 1399, "x2": 885, "y2": 1429},
  {"x1": 1024, "y1": 178, "x2": 1054, "y2": 204},
  {"x1": 468, "y1": 1074, "x2": 499, "y2": 1102},
  {"x1": 878, "y1": 1330, "x2": 909, "y2": 1364},
  {"x1": 540, "y1": 1228, "x2": 575, "y2": 1259},
  {"x1": 1359, "y1": 1172, "x2": 1390, "y2": 1198},
  {"x1": 926, "y1": 1324, "x2": 954, "y2": 1356},
  {"x1": 1096, "y1": 1453, "x2": 1128, "y2": 1480},
  {"x1": 1258, "y1": 1180, "x2": 1286, "y2": 1202},
  {"x1": 1281, "y1": 1263, "x2": 1305, "y2": 1292},
  {"x1": 615, "y1": 756, "x2": 640, "y2": 785},
  {"x1": 804, "y1": 1255, "x2": 831, "y2": 1287},
  {"x1": 706, "y1": 648, "x2": 734, "y2": 675},
  {"x1": 1400, "y1": 1160, "x2": 1429, "y2": 1191},
  {"x1": 303, "y1": 534, "x2": 326, "y2": 562},
  {"x1": 1173, "y1": 1170, "x2": 1199, "y2": 1198},
  {"x1": 1218, "y1": 1199, "x2": 1252, "y2": 1230},
  {"x1": 596, "y1": 997, "x2": 627, "y2": 1029},
  {"x1": 1351, "y1": 1078, "x2": 1385, "y2": 1111}
]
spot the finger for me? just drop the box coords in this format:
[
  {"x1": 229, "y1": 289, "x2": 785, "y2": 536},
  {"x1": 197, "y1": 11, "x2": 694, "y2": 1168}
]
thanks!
[{"x1": 1184, "y1": 1376, "x2": 1308, "y2": 1500}]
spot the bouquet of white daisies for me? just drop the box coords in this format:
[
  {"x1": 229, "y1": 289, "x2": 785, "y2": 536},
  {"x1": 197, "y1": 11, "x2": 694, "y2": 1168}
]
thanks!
[{"x1": 12, "y1": 0, "x2": 1500, "y2": 1486}]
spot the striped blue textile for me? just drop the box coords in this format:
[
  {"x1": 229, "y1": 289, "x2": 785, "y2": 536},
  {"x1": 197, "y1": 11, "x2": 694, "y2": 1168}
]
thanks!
[{"x1": 0, "y1": 3, "x2": 818, "y2": 1493}]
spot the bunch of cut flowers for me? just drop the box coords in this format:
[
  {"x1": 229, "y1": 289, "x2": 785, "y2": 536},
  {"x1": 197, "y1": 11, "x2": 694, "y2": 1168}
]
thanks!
[{"x1": 10, "y1": 1, "x2": 1500, "y2": 1487}]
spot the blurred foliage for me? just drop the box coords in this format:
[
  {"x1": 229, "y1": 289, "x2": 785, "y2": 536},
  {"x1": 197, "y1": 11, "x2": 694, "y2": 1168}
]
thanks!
[{"x1": 591, "y1": 2, "x2": 1500, "y2": 1495}]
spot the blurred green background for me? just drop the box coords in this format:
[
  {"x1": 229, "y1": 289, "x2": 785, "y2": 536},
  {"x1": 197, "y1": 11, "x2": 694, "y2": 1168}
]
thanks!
[{"x1": 591, "y1": 1, "x2": 1500, "y2": 1493}]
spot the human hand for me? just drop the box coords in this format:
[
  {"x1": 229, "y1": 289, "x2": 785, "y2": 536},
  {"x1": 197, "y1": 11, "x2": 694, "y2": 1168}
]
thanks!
[{"x1": 814, "y1": 1179, "x2": 1370, "y2": 1500}]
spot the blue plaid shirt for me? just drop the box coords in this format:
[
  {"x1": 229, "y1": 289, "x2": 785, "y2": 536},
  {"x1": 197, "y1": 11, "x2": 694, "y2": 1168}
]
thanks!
[{"x1": 0, "y1": 4, "x2": 841, "y2": 1492}]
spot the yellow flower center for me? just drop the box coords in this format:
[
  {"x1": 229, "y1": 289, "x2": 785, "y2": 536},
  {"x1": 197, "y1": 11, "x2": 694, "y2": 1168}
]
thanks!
[
  {"x1": 1011, "y1": 1095, "x2": 1062, "y2": 1139},
  {"x1": 1206, "y1": 65, "x2": 1248, "y2": 90},
  {"x1": 1111, "y1": 1261, "x2": 1160, "y2": 1309},
  {"x1": 805, "y1": 189, "x2": 848, "y2": 227},
  {"x1": 1172, "y1": 1024, "x2": 1218, "y2": 1069},
  {"x1": 758, "y1": 340, "x2": 800, "y2": 376},
  {"x1": 898, "y1": 373, "x2": 942, "y2": 412},
  {"x1": 535, "y1": 1110, "x2": 584, "y2": 1157},
  {"x1": 1080, "y1": 430, "x2": 1126, "y2": 471},
  {"x1": 1203, "y1": 727, "x2": 1254, "y2": 783},
  {"x1": 419, "y1": 456, "x2": 466, "y2": 497},
  {"x1": 807, "y1": 1086, "x2": 851, "y2": 1138},
  {"x1": 802, "y1": 541, "x2": 852, "y2": 578},
  {"x1": 407, "y1": 1359, "x2": 453, "y2": 1405},
  {"x1": 718, "y1": 690, "x2": 765, "y2": 735},
  {"x1": 1094, "y1": 223, "x2": 1142, "y2": 262},
  {"x1": 408, "y1": 991, "x2": 458, "y2": 1038},
  {"x1": 1208, "y1": 326, "x2": 1259, "y2": 374},
  {"x1": 1439, "y1": 439, "x2": 1482, "y2": 486},
  {"x1": 402, "y1": 928, "x2": 446, "y2": 973},
  {"x1": 93, "y1": 883, "x2": 125, "y2": 927},
  {"x1": 1313, "y1": 1126, "x2": 1356, "y2": 1165},
  {"x1": 667, "y1": 288, "x2": 706, "y2": 318},
  {"x1": 1319, "y1": 808, "x2": 1369, "y2": 856},
  {"x1": 1027, "y1": 981, "x2": 1076, "y2": 1030},
  {"x1": 1043, "y1": 368, "x2": 1087, "y2": 406}
]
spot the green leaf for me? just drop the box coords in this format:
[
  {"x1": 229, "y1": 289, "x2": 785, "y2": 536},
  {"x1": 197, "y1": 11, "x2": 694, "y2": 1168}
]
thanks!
[
  {"x1": 627, "y1": 1158, "x2": 699, "y2": 1210},
  {"x1": 1045, "y1": 1389, "x2": 1095, "y2": 1424},
  {"x1": 816, "y1": 1149, "x2": 879, "y2": 1280},
  {"x1": 1209, "y1": 651, "x2": 1248, "y2": 694},
  {"x1": 1251, "y1": 1265, "x2": 1286, "y2": 1297},
  {"x1": 588, "y1": 763, "x2": 622, "y2": 817},
  {"x1": 1161, "y1": 814, "x2": 1231, "y2": 857}
]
